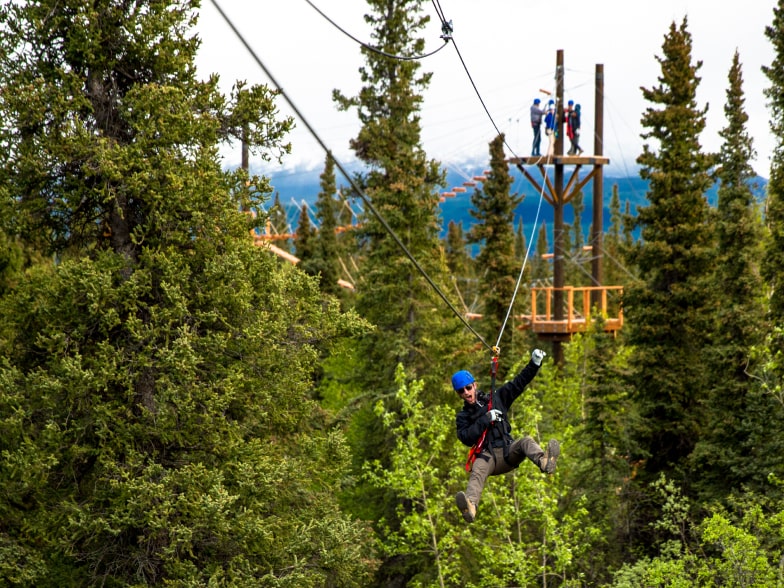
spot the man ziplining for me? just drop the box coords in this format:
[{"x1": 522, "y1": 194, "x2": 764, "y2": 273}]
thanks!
[{"x1": 453, "y1": 349, "x2": 560, "y2": 523}]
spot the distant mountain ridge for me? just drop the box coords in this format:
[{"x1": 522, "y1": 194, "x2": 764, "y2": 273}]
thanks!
[{"x1": 260, "y1": 164, "x2": 768, "y2": 237}]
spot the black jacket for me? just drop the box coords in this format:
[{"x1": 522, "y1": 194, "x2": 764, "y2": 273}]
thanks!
[{"x1": 456, "y1": 360, "x2": 540, "y2": 449}]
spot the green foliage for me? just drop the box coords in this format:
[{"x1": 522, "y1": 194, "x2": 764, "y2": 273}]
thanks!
[
  {"x1": 329, "y1": 8, "x2": 475, "y2": 581},
  {"x1": 763, "y1": 0, "x2": 784, "y2": 353},
  {"x1": 624, "y1": 17, "x2": 716, "y2": 486},
  {"x1": 312, "y1": 153, "x2": 344, "y2": 296},
  {"x1": 333, "y1": 0, "x2": 468, "y2": 396},
  {"x1": 558, "y1": 325, "x2": 636, "y2": 583},
  {"x1": 0, "y1": 0, "x2": 377, "y2": 585},
  {"x1": 268, "y1": 194, "x2": 293, "y2": 251},
  {"x1": 467, "y1": 134, "x2": 524, "y2": 358},
  {"x1": 363, "y1": 361, "x2": 597, "y2": 588},
  {"x1": 363, "y1": 366, "x2": 464, "y2": 587},
  {"x1": 0, "y1": 241, "x2": 376, "y2": 585},
  {"x1": 532, "y1": 223, "x2": 550, "y2": 285},
  {"x1": 610, "y1": 480, "x2": 784, "y2": 587},
  {"x1": 295, "y1": 203, "x2": 317, "y2": 262},
  {"x1": 0, "y1": 0, "x2": 290, "y2": 259},
  {"x1": 693, "y1": 50, "x2": 768, "y2": 504}
]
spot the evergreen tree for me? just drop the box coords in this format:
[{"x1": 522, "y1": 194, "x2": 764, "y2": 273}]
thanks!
[
  {"x1": 313, "y1": 153, "x2": 343, "y2": 296},
  {"x1": 622, "y1": 200, "x2": 635, "y2": 250},
  {"x1": 531, "y1": 223, "x2": 550, "y2": 286},
  {"x1": 564, "y1": 324, "x2": 635, "y2": 583},
  {"x1": 467, "y1": 133, "x2": 523, "y2": 358},
  {"x1": 624, "y1": 18, "x2": 715, "y2": 487},
  {"x1": 444, "y1": 220, "x2": 470, "y2": 278},
  {"x1": 748, "y1": 0, "x2": 784, "y2": 503},
  {"x1": 0, "y1": 1, "x2": 375, "y2": 584},
  {"x1": 331, "y1": 3, "x2": 482, "y2": 584},
  {"x1": 333, "y1": 0, "x2": 471, "y2": 395},
  {"x1": 444, "y1": 220, "x2": 476, "y2": 314},
  {"x1": 762, "y1": 0, "x2": 784, "y2": 367},
  {"x1": 514, "y1": 216, "x2": 527, "y2": 260},
  {"x1": 562, "y1": 189, "x2": 588, "y2": 288},
  {"x1": 268, "y1": 192, "x2": 292, "y2": 252},
  {"x1": 602, "y1": 184, "x2": 627, "y2": 288},
  {"x1": 693, "y1": 50, "x2": 768, "y2": 502},
  {"x1": 294, "y1": 203, "x2": 317, "y2": 263}
]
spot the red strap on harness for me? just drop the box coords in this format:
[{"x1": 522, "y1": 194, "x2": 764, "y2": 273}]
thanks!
[{"x1": 464, "y1": 353, "x2": 500, "y2": 471}]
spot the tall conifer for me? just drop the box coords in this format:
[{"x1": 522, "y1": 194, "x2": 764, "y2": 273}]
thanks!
[
  {"x1": 467, "y1": 133, "x2": 523, "y2": 358},
  {"x1": 295, "y1": 203, "x2": 317, "y2": 262},
  {"x1": 763, "y1": 0, "x2": 784, "y2": 360},
  {"x1": 333, "y1": 0, "x2": 470, "y2": 395},
  {"x1": 624, "y1": 18, "x2": 715, "y2": 483},
  {"x1": 313, "y1": 153, "x2": 343, "y2": 295},
  {"x1": 694, "y1": 51, "x2": 767, "y2": 501},
  {"x1": 0, "y1": 1, "x2": 375, "y2": 583}
]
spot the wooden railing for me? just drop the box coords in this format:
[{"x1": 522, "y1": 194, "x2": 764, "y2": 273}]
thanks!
[{"x1": 526, "y1": 286, "x2": 623, "y2": 335}]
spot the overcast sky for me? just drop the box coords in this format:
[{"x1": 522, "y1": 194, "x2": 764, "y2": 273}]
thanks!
[{"x1": 194, "y1": 1, "x2": 777, "y2": 182}]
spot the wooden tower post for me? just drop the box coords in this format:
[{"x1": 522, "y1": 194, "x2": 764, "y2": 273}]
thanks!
[
  {"x1": 512, "y1": 51, "x2": 615, "y2": 365},
  {"x1": 591, "y1": 64, "x2": 605, "y2": 308}
]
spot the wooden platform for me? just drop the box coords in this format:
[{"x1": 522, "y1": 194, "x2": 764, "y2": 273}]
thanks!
[
  {"x1": 522, "y1": 285, "x2": 623, "y2": 339},
  {"x1": 512, "y1": 155, "x2": 610, "y2": 166}
]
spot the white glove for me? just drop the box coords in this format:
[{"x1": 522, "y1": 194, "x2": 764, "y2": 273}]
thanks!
[
  {"x1": 532, "y1": 349, "x2": 546, "y2": 366},
  {"x1": 488, "y1": 409, "x2": 503, "y2": 422}
]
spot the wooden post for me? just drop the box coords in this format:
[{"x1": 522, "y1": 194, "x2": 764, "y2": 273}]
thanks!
[
  {"x1": 552, "y1": 49, "x2": 566, "y2": 364},
  {"x1": 591, "y1": 64, "x2": 605, "y2": 308}
]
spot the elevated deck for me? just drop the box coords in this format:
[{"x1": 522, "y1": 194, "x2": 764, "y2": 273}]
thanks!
[
  {"x1": 522, "y1": 285, "x2": 623, "y2": 341},
  {"x1": 513, "y1": 155, "x2": 610, "y2": 166}
]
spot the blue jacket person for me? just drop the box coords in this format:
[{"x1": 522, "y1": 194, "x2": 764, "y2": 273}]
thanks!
[{"x1": 453, "y1": 349, "x2": 559, "y2": 523}]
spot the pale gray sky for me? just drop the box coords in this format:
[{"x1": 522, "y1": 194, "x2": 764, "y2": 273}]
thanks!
[{"x1": 195, "y1": 0, "x2": 777, "y2": 180}]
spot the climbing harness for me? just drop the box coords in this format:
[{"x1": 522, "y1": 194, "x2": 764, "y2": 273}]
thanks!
[{"x1": 464, "y1": 348, "x2": 500, "y2": 471}]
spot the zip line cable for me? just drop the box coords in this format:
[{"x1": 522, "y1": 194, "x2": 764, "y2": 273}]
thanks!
[
  {"x1": 209, "y1": 0, "x2": 493, "y2": 352},
  {"x1": 495, "y1": 170, "x2": 546, "y2": 349},
  {"x1": 303, "y1": 0, "x2": 450, "y2": 60},
  {"x1": 430, "y1": 0, "x2": 553, "y2": 353},
  {"x1": 429, "y1": 0, "x2": 520, "y2": 162}
]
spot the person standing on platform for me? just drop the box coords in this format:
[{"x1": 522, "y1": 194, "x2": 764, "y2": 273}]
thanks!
[
  {"x1": 566, "y1": 101, "x2": 583, "y2": 155},
  {"x1": 544, "y1": 100, "x2": 556, "y2": 157},
  {"x1": 530, "y1": 98, "x2": 544, "y2": 156}
]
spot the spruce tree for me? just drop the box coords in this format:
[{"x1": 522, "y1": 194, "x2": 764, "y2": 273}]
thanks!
[
  {"x1": 331, "y1": 2, "x2": 477, "y2": 583},
  {"x1": 467, "y1": 133, "x2": 523, "y2": 359},
  {"x1": 693, "y1": 50, "x2": 768, "y2": 502},
  {"x1": 444, "y1": 220, "x2": 470, "y2": 279},
  {"x1": 763, "y1": 0, "x2": 784, "y2": 363},
  {"x1": 565, "y1": 323, "x2": 634, "y2": 584},
  {"x1": 749, "y1": 0, "x2": 784, "y2": 501},
  {"x1": 514, "y1": 216, "x2": 527, "y2": 260},
  {"x1": 313, "y1": 153, "x2": 343, "y2": 296},
  {"x1": 268, "y1": 193, "x2": 292, "y2": 252},
  {"x1": 622, "y1": 200, "x2": 635, "y2": 250},
  {"x1": 333, "y1": 0, "x2": 471, "y2": 395},
  {"x1": 532, "y1": 223, "x2": 550, "y2": 286},
  {"x1": 624, "y1": 18, "x2": 715, "y2": 484},
  {"x1": 602, "y1": 184, "x2": 627, "y2": 288},
  {"x1": 295, "y1": 203, "x2": 317, "y2": 263},
  {"x1": 567, "y1": 189, "x2": 588, "y2": 287},
  {"x1": 0, "y1": 1, "x2": 375, "y2": 584}
]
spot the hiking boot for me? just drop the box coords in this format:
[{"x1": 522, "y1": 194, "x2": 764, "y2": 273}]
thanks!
[
  {"x1": 540, "y1": 439, "x2": 560, "y2": 474},
  {"x1": 455, "y1": 491, "x2": 476, "y2": 523}
]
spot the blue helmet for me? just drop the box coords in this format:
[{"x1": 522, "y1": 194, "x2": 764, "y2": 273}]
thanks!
[
  {"x1": 451, "y1": 370, "x2": 475, "y2": 391},
  {"x1": 534, "y1": 98, "x2": 540, "y2": 104},
  {"x1": 568, "y1": 99, "x2": 574, "y2": 106}
]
